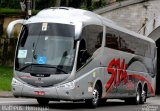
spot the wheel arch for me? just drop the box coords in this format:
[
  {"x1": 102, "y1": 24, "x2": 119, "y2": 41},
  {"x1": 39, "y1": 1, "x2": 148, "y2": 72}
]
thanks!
[
  {"x1": 136, "y1": 81, "x2": 143, "y2": 93},
  {"x1": 143, "y1": 82, "x2": 148, "y2": 95}
]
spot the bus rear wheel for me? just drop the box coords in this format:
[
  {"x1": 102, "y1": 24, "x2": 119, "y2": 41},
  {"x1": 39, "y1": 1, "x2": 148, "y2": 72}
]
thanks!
[
  {"x1": 125, "y1": 86, "x2": 141, "y2": 105},
  {"x1": 140, "y1": 88, "x2": 147, "y2": 104},
  {"x1": 85, "y1": 84, "x2": 100, "y2": 108},
  {"x1": 133, "y1": 86, "x2": 141, "y2": 105},
  {"x1": 37, "y1": 98, "x2": 49, "y2": 105}
]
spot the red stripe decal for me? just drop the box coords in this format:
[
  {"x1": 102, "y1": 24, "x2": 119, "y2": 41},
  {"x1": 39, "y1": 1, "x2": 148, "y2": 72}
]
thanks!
[
  {"x1": 128, "y1": 74, "x2": 154, "y2": 96},
  {"x1": 105, "y1": 84, "x2": 114, "y2": 97},
  {"x1": 104, "y1": 58, "x2": 155, "y2": 97}
]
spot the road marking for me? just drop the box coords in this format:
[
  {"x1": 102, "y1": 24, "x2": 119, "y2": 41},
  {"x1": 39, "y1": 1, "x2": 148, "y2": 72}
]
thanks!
[
  {"x1": 0, "y1": 101, "x2": 30, "y2": 104},
  {"x1": 0, "y1": 98, "x2": 37, "y2": 105}
]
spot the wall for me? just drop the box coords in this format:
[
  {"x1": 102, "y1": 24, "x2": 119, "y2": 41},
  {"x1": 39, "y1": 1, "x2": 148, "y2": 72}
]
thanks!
[{"x1": 95, "y1": 0, "x2": 160, "y2": 33}]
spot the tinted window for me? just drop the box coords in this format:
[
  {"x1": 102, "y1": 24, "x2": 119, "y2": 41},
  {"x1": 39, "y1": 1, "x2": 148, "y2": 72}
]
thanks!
[
  {"x1": 105, "y1": 33, "x2": 118, "y2": 50},
  {"x1": 26, "y1": 23, "x2": 75, "y2": 37},
  {"x1": 84, "y1": 25, "x2": 103, "y2": 55},
  {"x1": 105, "y1": 26, "x2": 151, "y2": 58},
  {"x1": 77, "y1": 25, "x2": 103, "y2": 70},
  {"x1": 80, "y1": 25, "x2": 103, "y2": 56}
]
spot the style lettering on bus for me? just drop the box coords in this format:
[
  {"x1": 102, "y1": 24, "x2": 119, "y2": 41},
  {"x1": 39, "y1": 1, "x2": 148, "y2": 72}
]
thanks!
[{"x1": 105, "y1": 58, "x2": 128, "y2": 90}]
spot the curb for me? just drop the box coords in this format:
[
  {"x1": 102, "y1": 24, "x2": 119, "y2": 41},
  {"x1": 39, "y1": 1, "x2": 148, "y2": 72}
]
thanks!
[
  {"x1": 0, "y1": 92, "x2": 160, "y2": 98},
  {"x1": 0, "y1": 91, "x2": 14, "y2": 98}
]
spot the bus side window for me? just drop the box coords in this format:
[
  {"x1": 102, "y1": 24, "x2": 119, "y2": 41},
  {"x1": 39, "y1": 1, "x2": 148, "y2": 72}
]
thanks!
[
  {"x1": 20, "y1": 25, "x2": 28, "y2": 47},
  {"x1": 76, "y1": 25, "x2": 103, "y2": 71},
  {"x1": 77, "y1": 39, "x2": 90, "y2": 70},
  {"x1": 85, "y1": 25, "x2": 103, "y2": 55},
  {"x1": 95, "y1": 32, "x2": 103, "y2": 48},
  {"x1": 105, "y1": 33, "x2": 118, "y2": 50}
]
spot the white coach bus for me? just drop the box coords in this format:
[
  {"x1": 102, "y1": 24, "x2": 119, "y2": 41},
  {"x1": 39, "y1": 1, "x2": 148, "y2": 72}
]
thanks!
[{"x1": 7, "y1": 7, "x2": 156, "y2": 107}]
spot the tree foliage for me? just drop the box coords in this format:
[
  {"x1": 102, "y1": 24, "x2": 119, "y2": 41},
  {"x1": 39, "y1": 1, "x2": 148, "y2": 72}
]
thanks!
[
  {"x1": 0, "y1": 0, "x2": 21, "y2": 9},
  {"x1": 0, "y1": 0, "x2": 110, "y2": 11}
]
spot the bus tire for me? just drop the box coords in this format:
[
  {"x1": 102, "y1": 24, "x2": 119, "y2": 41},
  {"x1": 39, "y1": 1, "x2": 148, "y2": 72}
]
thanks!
[
  {"x1": 85, "y1": 84, "x2": 100, "y2": 108},
  {"x1": 133, "y1": 86, "x2": 141, "y2": 105},
  {"x1": 140, "y1": 86, "x2": 147, "y2": 104},
  {"x1": 37, "y1": 98, "x2": 49, "y2": 105}
]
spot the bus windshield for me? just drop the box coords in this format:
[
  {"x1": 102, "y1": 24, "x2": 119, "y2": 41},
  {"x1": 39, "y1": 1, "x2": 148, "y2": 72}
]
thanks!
[{"x1": 15, "y1": 23, "x2": 75, "y2": 74}]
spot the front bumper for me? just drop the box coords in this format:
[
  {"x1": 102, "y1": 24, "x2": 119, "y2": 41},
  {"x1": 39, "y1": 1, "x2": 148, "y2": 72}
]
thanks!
[{"x1": 12, "y1": 78, "x2": 76, "y2": 100}]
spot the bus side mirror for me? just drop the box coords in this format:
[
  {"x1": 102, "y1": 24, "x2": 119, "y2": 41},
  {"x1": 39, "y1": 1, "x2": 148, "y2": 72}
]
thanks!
[{"x1": 7, "y1": 19, "x2": 26, "y2": 38}]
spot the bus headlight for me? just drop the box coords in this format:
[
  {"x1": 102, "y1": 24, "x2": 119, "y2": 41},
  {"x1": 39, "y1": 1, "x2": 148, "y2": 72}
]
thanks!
[
  {"x1": 12, "y1": 78, "x2": 23, "y2": 86},
  {"x1": 57, "y1": 81, "x2": 75, "y2": 89}
]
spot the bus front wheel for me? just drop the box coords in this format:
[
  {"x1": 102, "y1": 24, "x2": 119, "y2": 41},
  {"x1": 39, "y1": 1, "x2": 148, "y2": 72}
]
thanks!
[{"x1": 85, "y1": 84, "x2": 100, "y2": 108}]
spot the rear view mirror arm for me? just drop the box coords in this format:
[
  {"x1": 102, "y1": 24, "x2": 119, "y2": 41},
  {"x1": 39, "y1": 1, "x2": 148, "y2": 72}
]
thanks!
[{"x1": 7, "y1": 19, "x2": 26, "y2": 38}]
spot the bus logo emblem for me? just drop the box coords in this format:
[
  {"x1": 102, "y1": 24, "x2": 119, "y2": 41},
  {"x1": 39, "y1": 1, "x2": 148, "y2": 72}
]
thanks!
[
  {"x1": 105, "y1": 58, "x2": 128, "y2": 91},
  {"x1": 38, "y1": 78, "x2": 41, "y2": 81}
]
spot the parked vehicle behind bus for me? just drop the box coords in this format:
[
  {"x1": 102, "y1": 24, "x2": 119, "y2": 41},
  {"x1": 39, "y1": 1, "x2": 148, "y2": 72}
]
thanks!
[{"x1": 7, "y1": 7, "x2": 157, "y2": 108}]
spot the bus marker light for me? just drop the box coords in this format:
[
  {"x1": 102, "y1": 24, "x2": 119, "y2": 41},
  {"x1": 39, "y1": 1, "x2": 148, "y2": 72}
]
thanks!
[{"x1": 93, "y1": 72, "x2": 96, "y2": 78}]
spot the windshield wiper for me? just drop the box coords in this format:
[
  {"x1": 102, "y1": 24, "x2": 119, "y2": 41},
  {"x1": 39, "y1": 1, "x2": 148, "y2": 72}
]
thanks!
[
  {"x1": 18, "y1": 64, "x2": 68, "y2": 74},
  {"x1": 18, "y1": 63, "x2": 42, "y2": 71},
  {"x1": 37, "y1": 64, "x2": 68, "y2": 74}
]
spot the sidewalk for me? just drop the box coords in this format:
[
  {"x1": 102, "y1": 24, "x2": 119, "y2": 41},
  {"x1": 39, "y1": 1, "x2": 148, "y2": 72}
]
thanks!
[{"x1": 0, "y1": 91, "x2": 13, "y2": 98}]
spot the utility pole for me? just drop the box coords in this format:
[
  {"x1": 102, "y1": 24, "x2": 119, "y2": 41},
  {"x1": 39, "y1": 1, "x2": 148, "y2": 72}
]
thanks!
[
  {"x1": 20, "y1": 0, "x2": 32, "y2": 18},
  {"x1": 25, "y1": 0, "x2": 32, "y2": 18},
  {"x1": 33, "y1": 0, "x2": 36, "y2": 10}
]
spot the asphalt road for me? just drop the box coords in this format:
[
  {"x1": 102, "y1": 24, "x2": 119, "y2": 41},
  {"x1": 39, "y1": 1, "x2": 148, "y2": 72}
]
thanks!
[{"x1": 0, "y1": 97, "x2": 160, "y2": 111}]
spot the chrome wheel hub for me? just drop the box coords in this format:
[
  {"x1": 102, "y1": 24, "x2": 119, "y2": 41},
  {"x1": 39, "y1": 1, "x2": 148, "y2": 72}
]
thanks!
[
  {"x1": 136, "y1": 90, "x2": 140, "y2": 102},
  {"x1": 141, "y1": 90, "x2": 146, "y2": 102},
  {"x1": 92, "y1": 89, "x2": 99, "y2": 104}
]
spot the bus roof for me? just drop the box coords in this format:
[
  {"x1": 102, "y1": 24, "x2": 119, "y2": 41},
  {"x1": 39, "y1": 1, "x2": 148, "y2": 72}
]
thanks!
[{"x1": 28, "y1": 7, "x2": 155, "y2": 44}]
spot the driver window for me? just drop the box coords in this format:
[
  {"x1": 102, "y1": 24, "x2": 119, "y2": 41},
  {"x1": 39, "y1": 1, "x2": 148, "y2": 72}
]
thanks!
[
  {"x1": 76, "y1": 25, "x2": 103, "y2": 71},
  {"x1": 77, "y1": 39, "x2": 90, "y2": 70}
]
